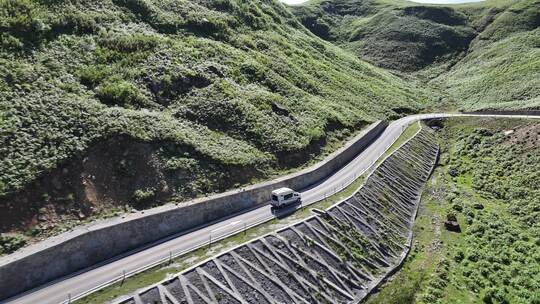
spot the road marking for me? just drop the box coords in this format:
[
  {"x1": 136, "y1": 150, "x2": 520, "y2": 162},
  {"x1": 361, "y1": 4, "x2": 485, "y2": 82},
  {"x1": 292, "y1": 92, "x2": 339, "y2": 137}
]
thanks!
[{"x1": 211, "y1": 221, "x2": 241, "y2": 233}]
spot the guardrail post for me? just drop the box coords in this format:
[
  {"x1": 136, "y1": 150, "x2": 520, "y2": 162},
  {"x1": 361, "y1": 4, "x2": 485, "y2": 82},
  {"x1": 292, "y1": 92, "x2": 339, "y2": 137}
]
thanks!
[
  {"x1": 244, "y1": 223, "x2": 247, "y2": 235},
  {"x1": 121, "y1": 270, "x2": 126, "y2": 286},
  {"x1": 169, "y1": 251, "x2": 172, "y2": 264},
  {"x1": 68, "y1": 293, "x2": 71, "y2": 304},
  {"x1": 209, "y1": 234, "x2": 212, "y2": 249}
]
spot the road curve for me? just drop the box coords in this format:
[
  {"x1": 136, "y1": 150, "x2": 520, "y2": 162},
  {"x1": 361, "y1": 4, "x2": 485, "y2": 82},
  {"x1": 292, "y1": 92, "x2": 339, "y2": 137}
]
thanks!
[{"x1": 5, "y1": 113, "x2": 539, "y2": 304}]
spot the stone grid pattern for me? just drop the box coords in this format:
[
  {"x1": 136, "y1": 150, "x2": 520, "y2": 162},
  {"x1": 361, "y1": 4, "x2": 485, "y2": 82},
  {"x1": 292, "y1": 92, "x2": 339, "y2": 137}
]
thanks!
[{"x1": 118, "y1": 128, "x2": 439, "y2": 304}]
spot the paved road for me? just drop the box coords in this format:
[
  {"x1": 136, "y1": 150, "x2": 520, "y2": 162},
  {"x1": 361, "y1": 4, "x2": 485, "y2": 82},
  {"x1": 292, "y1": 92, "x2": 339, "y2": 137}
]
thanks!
[{"x1": 6, "y1": 113, "x2": 539, "y2": 304}]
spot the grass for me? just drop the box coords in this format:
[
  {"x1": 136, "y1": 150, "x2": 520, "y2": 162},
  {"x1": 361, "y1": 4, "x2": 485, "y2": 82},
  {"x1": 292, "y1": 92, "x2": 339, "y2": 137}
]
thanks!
[
  {"x1": 433, "y1": 27, "x2": 540, "y2": 111},
  {"x1": 74, "y1": 162, "x2": 367, "y2": 303},
  {"x1": 364, "y1": 117, "x2": 540, "y2": 304},
  {"x1": 293, "y1": 0, "x2": 540, "y2": 111},
  {"x1": 75, "y1": 111, "x2": 422, "y2": 303},
  {"x1": 0, "y1": 0, "x2": 431, "y2": 240}
]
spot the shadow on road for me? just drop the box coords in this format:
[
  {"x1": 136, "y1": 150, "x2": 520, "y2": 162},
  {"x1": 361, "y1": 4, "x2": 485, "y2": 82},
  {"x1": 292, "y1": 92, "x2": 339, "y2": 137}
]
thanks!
[{"x1": 270, "y1": 201, "x2": 302, "y2": 219}]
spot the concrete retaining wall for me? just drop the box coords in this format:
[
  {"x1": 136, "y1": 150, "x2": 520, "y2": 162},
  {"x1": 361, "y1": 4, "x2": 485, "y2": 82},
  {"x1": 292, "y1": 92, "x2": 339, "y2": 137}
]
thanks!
[{"x1": 0, "y1": 121, "x2": 387, "y2": 301}]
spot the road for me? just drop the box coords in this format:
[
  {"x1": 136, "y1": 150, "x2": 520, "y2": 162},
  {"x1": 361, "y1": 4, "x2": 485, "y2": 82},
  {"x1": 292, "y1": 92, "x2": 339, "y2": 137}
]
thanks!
[{"x1": 5, "y1": 113, "x2": 539, "y2": 304}]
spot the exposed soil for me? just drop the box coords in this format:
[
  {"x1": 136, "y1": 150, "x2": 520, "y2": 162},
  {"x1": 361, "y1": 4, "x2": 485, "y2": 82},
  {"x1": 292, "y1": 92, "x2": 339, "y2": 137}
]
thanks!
[
  {"x1": 0, "y1": 135, "x2": 258, "y2": 244},
  {"x1": 0, "y1": 136, "x2": 166, "y2": 236},
  {"x1": 503, "y1": 123, "x2": 540, "y2": 149},
  {"x1": 0, "y1": 119, "x2": 365, "y2": 251}
]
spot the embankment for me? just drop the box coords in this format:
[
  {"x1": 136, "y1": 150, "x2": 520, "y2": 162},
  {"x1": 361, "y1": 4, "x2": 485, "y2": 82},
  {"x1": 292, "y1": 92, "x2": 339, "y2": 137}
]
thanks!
[
  {"x1": 116, "y1": 124, "x2": 439, "y2": 303},
  {"x1": 0, "y1": 122, "x2": 387, "y2": 301}
]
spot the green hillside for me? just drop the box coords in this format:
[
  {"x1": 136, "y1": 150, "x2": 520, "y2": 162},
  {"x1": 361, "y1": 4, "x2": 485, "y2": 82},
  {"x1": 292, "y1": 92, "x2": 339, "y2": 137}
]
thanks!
[
  {"x1": 293, "y1": 0, "x2": 540, "y2": 110},
  {"x1": 0, "y1": 0, "x2": 428, "y2": 244},
  {"x1": 433, "y1": 0, "x2": 540, "y2": 110},
  {"x1": 366, "y1": 118, "x2": 540, "y2": 304}
]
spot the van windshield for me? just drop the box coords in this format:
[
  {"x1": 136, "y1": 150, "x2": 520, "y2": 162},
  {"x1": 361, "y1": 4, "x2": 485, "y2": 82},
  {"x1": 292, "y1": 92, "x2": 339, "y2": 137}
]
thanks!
[{"x1": 284, "y1": 193, "x2": 293, "y2": 200}]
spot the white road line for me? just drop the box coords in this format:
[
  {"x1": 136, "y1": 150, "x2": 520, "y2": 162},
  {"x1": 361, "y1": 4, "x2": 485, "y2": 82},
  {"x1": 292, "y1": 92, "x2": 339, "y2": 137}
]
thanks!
[{"x1": 211, "y1": 221, "x2": 242, "y2": 233}]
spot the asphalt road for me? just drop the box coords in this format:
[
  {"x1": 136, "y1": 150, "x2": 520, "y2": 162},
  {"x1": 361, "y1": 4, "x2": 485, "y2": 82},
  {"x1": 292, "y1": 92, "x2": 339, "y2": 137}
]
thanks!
[{"x1": 6, "y1": 113, "x2": 539, "y2": 304}]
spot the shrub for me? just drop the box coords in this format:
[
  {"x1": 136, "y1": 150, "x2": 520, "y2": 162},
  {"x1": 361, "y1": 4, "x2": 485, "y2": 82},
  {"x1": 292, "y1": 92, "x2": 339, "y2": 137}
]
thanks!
[
  {"x1": 483, "y1": 287, "x2": 509, "y2": 304},
  {"x1": 452, "y1": 203, "x2": 463, "y2": 212},
  {"x1": 0, "y1": 233, "x2": 27, "y2": 254},
  {"x1": 50, "y1": 11, "x2": 98, "y2": 35},
  {"x1": 132, "y1": 188, "x2": 155, "y2": 203},
  {"x1": 78, "y1": 65, "x2": 110, "y2": 88},
  {"x1": 97, "y1": 33, "x2": 160, "y2": 53},
  {"x1": 0, "y1": 0, "x2": 48, "y2": 49},
  {"x1": 95, "y1": 79, "x2": 146, "y2": 108},
  {"x1": 454, "y1": 250, "x2": 465, "y2": 263}
]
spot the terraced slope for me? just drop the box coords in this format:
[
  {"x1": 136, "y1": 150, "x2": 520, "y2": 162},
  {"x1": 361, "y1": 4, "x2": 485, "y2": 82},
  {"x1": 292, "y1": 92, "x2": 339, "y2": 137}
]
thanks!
[
  {"x1": 293, "y1": 0, "x2": 540, "y2": 110},
  {"x1": 115, "y1": 125, "x2": 439, "y2": 304},
  {"x1": 0, "y1": 0, "x2": 428, "y2": 247}
]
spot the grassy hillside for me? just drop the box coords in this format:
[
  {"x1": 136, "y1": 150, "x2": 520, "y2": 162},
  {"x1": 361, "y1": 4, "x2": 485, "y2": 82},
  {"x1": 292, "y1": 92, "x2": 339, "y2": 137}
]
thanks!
[
  {"x1": 292, "y1": 0, "x2": 478, "y2": 71},
  {"x1": 433, "y1": 0, "x2": 540, "y2": 110},
  {"x1": 0, "y1": 0, "x2": 429, "y2": 249},
  {"x1": 293, "y1": 0, "x2": 540, "y2": 110},
  {"x1": 366, "y1": 118, "x2": 540, "y2": 304}
]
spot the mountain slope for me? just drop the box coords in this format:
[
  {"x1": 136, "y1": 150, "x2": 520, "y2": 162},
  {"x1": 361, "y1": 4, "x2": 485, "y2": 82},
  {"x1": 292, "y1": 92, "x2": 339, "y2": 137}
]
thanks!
[
  {"x1": 433, "y1": 0, "x2": 540, "y2": 110},
  {"x1": 292, "y1": 0, "x2": 478, "y2": 71},
  {"x1": 0, "y1": 0, "x2": 428, "y2": 246},
  {"x1": 293, "y1": 0, "x2": 540, "y2": 110}
]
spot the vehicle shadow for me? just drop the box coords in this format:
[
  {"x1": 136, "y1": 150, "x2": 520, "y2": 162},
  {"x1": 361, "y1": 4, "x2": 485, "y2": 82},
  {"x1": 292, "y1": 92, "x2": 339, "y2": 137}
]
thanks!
[{"x1": 270, "y1": 201, "x2": 302, "y2": 219}]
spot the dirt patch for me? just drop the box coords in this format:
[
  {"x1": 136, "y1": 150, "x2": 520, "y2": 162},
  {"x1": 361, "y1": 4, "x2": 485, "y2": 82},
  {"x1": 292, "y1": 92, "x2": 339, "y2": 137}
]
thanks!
[
  {"x1": 503, "y1": 123, "x2": 540, "y2": 149},
  {"x1": 0, "y1": 135, "x2": 259, "y2": 247},
  {"x1": 0, "y1": 136, "x2": 169, "y2": 237}
]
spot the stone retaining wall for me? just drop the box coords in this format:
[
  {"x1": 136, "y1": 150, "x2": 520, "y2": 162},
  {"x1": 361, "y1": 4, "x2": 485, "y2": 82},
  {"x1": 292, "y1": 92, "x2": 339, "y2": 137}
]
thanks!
[{"x1": 0, "y1": 121, "x2": 387, "y2": 301}]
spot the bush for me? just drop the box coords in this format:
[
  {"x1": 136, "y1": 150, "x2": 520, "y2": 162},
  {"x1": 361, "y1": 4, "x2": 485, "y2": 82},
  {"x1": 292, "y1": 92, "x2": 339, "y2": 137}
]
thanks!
[
  {"x1": 95, "y1": 79, "x2": 146, "y2": 108},
  {"x1": 97, "y1": 33, "x2": 160, "y2": 53},
  {"x1": 0, "y1": 233, "x2": 27, "y2": 254},
  {"x1": 483, "y1": 287, "x2": 509, "y2": 304},
  {"x1": 132, "y1": 188, "x2": 155, "y2": 203},
  {"x1": 0, "y1": 0, "x2": 50, "y2": 50},
  {"x1": 78, "y1": 65, "x2": 110, "y2": 88},
  {"x1": 50, "y1": 11, "x2": 98, "y2": 35}
]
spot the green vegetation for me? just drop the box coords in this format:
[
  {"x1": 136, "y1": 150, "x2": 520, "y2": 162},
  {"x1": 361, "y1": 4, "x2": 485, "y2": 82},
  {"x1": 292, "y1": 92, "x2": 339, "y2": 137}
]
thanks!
[
  {"x1": 379, "y1": 120, "x2": 420, "y2": 162},
  {"x1": 0, "y1": 0, "x2": 538, "y2": 257},
  {"x1": 293, "y1": 0, "x2": 540, "y2": 110},
  {"x1": 0, "y1": 0, "x2": 430, "y2": 240},
  {"x1": 0, "y1": 233, "x2": 27, "y2": 254},
  {"x1": 365, "y1": 117, "x2": 540, "y2": 304},
  {"x1": 293, "y1": 0, "x2": 475, "y2": 71},
  {"x1": 76, "y1": 116, "x2": 423, "y2": 303},
  {"x1": 74, "y1": 170, "x2": 360, "y2": 304}
]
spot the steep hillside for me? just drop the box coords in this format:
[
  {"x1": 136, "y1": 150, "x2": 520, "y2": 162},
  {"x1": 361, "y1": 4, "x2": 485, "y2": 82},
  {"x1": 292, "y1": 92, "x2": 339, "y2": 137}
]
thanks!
[
  {"x1": 292, "y1": 0, "x2": 478, "y2": 71},
  {"x1": 0, "y1": 0, "x2": 428, "y2": 249},
  {"x1": 293, "y1": 0, "x2": 540, "y2": 110},
  {"x1": 433, "y1": 0, "x2": 540, "y2": 110}
]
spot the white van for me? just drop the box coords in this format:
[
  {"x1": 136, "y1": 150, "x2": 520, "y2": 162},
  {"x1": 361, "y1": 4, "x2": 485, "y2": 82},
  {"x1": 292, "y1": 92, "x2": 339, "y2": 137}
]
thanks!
[{"x1": 271, "y1": 187, "x2": 301, "y2": 208}]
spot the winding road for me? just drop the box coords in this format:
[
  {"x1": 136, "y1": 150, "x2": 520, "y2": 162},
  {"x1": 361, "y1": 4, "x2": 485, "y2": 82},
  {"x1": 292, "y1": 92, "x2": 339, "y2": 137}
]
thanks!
[{"x1": 5, "y1": 113, "x2": 539, "y2": 304}]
